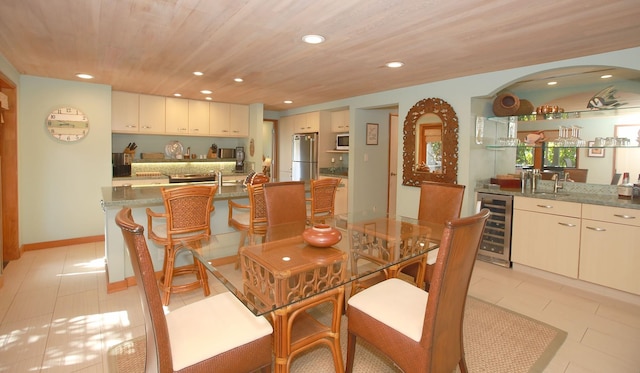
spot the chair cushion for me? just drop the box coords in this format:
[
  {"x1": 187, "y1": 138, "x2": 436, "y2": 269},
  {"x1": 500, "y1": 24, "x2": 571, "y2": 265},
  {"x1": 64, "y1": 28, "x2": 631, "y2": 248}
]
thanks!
[
  {"x1": 231, "y1": 211, "x2": 250, "y2": 226},
  {"x1": 426, "y1": 248, "x2": 439, "y2": 265},
  {"x1": 166, "y1": 292, "x2": 273, "y2": 371},
  {"x1": 348, "y1": 278, "x2": 428, "y2": 342}
]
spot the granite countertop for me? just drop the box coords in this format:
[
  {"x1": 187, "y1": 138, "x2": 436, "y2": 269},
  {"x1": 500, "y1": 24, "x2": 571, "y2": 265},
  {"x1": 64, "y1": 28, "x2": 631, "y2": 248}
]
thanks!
[
  {"x1": 101, "y1": 183, "x2": 248, "y2": 208},
  {"x1": 475, "y1": 187, "x2": 640, "y2": 210},
  {"x1": 319, "y1": 167, "x2": 348, "y2": 177}
]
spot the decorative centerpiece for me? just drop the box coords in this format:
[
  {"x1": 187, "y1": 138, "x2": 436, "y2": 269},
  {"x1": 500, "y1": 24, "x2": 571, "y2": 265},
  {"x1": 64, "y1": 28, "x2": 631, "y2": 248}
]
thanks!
[{"x1": 302, "y1": 224, "x2": 342, "y2": 248}]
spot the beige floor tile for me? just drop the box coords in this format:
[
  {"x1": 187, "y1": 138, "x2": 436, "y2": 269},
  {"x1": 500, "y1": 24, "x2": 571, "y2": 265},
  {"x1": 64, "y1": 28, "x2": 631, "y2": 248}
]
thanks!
[
  {"x1": 2, "y1": 285, "x2": 58, "y2": 323},
  {"x1": 581, "y1": 328, "x2": 640, "y2": 365},
  {"x1": 0, "y1": 314, "x2": 52, "y2": 365}
]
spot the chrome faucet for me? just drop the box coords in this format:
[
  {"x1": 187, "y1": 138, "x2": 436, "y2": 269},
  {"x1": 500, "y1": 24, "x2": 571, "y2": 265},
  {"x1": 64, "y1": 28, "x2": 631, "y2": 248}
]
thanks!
[
  {"x1": 551, "y1": 173, "x2": 568, "y2": 193},
  {"x1": 531, "y1": 169, "x2": 541, "y2": 192}
]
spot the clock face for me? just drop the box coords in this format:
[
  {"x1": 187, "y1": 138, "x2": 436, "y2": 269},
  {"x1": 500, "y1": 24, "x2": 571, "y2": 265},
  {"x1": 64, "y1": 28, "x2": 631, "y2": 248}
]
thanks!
[{"x1": 46, "y1": 106, "x2": 89, "y2": 142}]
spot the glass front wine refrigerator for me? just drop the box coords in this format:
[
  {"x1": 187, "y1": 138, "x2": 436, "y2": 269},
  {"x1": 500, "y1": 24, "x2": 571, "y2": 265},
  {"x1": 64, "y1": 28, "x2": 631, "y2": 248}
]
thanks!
[{"x1": 476, "y1": 192, "x2": 513, "y2": 267}]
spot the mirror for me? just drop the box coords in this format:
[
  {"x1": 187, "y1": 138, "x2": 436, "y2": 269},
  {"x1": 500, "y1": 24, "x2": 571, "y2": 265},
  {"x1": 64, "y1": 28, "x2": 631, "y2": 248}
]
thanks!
[
  {"x1": 403, "y1": 98, "x2": 459, "y2": 186},
  {"x1": 480, "y1": 66, "x2": 640, "y2": 185}
]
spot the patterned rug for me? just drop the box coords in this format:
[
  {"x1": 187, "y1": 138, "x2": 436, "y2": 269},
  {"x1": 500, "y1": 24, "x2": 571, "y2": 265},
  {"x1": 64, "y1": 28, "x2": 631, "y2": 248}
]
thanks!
[{"x1": 108, "y1": 296, "x2": 566, "y2": 372}]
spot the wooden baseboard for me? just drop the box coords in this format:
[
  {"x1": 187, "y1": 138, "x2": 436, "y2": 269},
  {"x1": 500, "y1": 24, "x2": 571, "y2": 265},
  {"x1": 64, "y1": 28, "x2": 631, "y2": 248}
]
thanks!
[
  {"x1": 22, "y1": 235, "x2": 105, "y2": 251},
  {"x1": 106, "y1": 254, "x2": 237, "y2": 293}
]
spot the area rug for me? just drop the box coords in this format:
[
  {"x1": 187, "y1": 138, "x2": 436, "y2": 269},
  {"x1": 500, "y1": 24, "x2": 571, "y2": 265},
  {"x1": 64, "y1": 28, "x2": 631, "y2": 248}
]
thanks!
[{"x1": 108, "y1": 296, "x2": 566, "y2": 372}]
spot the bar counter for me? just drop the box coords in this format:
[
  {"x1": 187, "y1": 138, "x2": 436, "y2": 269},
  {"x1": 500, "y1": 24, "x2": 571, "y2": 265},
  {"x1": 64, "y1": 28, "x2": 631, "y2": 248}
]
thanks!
[{"x1": 101, "y1": 183, "x2": 250, "y2": 292}]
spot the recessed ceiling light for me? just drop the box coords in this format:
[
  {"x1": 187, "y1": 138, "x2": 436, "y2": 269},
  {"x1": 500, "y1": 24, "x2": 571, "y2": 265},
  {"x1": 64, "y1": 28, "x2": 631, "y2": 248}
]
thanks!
[
  {"x1": 193, "y1": 71, "x2": 204, "y2": 76},
  {"x1": 385, "y1": 61, "x2": 404, "y2": 68},
  {"x1": 75, "y1": 73, "x2": 93, "y2": 79},
  {"x1": 284, "y1": 100, "x2": 293, "y2": 104},
  {"x1": 205, "y1": 97, "x2": 212, "y2": 100},
  {"x1": 302, "y1": 34, "x2": 325, "y2": 44},
  {"x1": 173, "y1": 93, "x2": 182, "y2": 97},
  {"x1": 547, "y1": 81, "x2": 558, "y2": 86},
  {"x1": 234, "y1": 78, "x2": 244, "y2": 83},
  {"x1": 200, "y1": 90, "x2": 212, "y2": 94},
  {"x1": 600, "y1": 74, "x2": 613, "y2": 79}
]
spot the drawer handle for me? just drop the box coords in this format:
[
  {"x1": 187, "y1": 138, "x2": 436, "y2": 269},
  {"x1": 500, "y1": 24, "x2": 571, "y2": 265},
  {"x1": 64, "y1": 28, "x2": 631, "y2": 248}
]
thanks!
[
  {"x1": 558, "y1": 222, "x2": 576, "y2": 227},
  {"x1": 536, "y1": 204, "x2": 553, "y2": 209},
  {"x1": 613, "y1": 214, "x2": 636, "y2": 220},
  {"x1": 586, "y1": 226, "x2": 606, "y2": 232}
]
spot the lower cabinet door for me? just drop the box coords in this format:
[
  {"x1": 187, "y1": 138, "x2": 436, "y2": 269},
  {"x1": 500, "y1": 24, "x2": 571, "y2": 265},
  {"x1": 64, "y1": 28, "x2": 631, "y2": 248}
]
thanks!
[
  {"x1": 580, "y1": 219, "x2": 640, "y2": 295},
  {"x1": 511, "y1": 209, "x2": 580, "y2": 278}
]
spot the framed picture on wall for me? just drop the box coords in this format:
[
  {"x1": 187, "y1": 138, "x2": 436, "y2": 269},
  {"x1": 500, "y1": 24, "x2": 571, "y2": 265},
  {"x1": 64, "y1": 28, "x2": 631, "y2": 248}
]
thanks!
[
  {"x1": 366, "y1": 123, "x2": 378, "y2": 145},
  {"x1": 587, "y1": 141, "x2": 605, "y2": 157}
]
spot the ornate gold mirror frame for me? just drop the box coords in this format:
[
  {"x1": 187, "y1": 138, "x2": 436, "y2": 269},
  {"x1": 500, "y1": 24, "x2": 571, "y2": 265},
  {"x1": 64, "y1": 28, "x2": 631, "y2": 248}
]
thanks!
[{"x1": 402, "y1": 98, "x2": 459, "y2": 186}]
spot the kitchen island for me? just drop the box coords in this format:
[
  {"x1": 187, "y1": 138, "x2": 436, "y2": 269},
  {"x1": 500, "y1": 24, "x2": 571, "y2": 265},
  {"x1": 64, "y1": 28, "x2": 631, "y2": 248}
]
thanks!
[{"x1": 101, "y1": 183, "x2": 249, "y2": 292}]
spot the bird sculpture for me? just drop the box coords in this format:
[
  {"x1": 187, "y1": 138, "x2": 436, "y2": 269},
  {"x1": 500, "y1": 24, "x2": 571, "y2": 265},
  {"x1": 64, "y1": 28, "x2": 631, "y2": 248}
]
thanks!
[{"x1": 587, "y1": 86, "x2": 626, "y2": 109}]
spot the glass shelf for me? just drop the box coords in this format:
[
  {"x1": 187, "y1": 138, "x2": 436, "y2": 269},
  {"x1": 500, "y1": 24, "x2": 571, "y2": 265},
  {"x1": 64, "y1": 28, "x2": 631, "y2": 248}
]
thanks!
[
  {"x1": 485, "y1": 144, "x2": 640, "y2": 150},
  {"x1": 487, "y1": 105, "x2": 640, "y2": 123}
]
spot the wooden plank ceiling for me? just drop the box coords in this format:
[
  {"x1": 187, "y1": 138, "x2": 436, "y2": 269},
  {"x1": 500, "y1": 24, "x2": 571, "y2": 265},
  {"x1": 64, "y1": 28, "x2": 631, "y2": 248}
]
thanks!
[{"x1": 0, "y1": 0, "x2": 639, "y2": 111}]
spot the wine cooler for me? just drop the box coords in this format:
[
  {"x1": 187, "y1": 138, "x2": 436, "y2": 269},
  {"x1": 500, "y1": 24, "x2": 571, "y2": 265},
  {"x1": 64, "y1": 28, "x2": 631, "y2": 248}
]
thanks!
[{"x1": 476, "y1": 192, "x2": 513, "y2": 267}]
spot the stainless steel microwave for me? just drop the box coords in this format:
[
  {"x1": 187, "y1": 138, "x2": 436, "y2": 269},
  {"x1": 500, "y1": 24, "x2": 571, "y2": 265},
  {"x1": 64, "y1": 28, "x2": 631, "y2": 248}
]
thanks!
[{"x1": 336, "y1": 133, "x2": 349, "y2": 150}]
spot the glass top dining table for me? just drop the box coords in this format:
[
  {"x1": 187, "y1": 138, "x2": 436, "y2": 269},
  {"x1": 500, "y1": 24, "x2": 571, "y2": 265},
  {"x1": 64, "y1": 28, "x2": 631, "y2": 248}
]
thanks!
[{"x1": 191, "y1": 210, "x2": 444, "y2": 316}]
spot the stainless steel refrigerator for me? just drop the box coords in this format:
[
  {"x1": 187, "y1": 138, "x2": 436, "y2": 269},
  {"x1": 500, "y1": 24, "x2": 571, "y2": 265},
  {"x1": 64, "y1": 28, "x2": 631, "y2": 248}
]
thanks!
[{"x1": 292, "y1": 133, "x2": 318, "y2": 181}]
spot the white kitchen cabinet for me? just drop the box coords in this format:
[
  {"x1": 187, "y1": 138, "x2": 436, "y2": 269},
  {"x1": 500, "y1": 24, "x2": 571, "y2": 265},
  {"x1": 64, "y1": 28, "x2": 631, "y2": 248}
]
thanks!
[
  {"x1": 228, "y1": 104, "x2": 249, "y2": 137},
  {"x1": 165, "y1": 97, "x2": 189, "y2": 134},
  {"x1": 138, "y1": 94, "x2": 165, "y2": 134},
  {"x1": 335, "y1": 177, "x2": 348, "y2": 215},
  {"x1": 331, "y1": 110, "x2": 349, "y2": 133},
  {"x1": 112, "y1": 91, "x2": 139, "y2": 132},
  {"x1": 579, "y1": 204, "x2": 640, "y2": 295},
  {"x1": 188, "y1": 99, "x2": 210, "y2": 135},
  {"x1": 209, "y1": 102, "x2": 249, "y2": 137},
  {"x1": 511, "y1": 197, "x2": 581, "y2": 278}
]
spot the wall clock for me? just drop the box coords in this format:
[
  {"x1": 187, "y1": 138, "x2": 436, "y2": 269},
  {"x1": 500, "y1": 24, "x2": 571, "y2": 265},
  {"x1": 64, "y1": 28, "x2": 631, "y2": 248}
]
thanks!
[{"x1": 46, "y1": 106, "x2": 89, "y2": 142}]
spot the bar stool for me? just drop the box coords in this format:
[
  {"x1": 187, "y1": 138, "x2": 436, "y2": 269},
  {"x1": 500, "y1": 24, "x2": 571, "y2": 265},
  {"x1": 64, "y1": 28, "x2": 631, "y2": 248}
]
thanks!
[
  {"x1": 306, "y1": 177, "x2": 340, "y2": 224},
  {"x1": 146, "y1": 185, "x2": 217, "y2": 305}
]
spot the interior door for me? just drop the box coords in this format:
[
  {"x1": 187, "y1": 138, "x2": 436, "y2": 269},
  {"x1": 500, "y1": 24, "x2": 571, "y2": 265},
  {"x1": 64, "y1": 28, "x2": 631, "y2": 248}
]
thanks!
[{"x1": 388, "y1": 114, "x2": 398, "y2": 215}]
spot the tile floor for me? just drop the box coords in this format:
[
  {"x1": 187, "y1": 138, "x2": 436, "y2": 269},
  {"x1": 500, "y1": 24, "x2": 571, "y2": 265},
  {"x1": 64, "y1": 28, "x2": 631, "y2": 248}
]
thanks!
[{"x1": 0, "y1": 242, "x2": 639, "y2": 372}]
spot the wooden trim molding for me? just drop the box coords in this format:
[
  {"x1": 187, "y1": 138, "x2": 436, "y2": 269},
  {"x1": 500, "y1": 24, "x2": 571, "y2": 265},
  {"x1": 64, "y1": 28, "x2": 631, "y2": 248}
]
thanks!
[{"x1": 22, "y1": 235, "x2": 105, "y2": 251}]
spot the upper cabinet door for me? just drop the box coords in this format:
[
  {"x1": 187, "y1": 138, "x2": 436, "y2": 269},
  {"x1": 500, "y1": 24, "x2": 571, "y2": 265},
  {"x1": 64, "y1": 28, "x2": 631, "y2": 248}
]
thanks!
[
  {"x1": 112, "y1": 91, "x2": 139, "y2": 132},
  {"x1": 209, "y1": 102, "x2": 230, "y2": 136},
  {"x1": 188, "y1": 100, "x2": 210, "y2": 135},
  {"x1": 139, "y1": 94, "x2": 165, "y2": 134},
  {"x1": 165, "y1": 97, "x2": 189, "y2": 134},
  {"x1": 228, "y1": 104, "x2": 249, "y2": 137},
  {"x1": 331, "y1": 110, "x2": 349, "y2": 132}
]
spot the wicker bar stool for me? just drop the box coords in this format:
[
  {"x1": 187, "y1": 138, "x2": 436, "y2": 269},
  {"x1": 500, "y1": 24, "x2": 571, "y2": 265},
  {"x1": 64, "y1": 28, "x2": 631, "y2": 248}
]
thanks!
[
  {"x1": 306, "y1": 177, "x2": 340, "y2": 224},
  {"x1": 146, "y1": 185, "x2": 217, "y2": 305}
]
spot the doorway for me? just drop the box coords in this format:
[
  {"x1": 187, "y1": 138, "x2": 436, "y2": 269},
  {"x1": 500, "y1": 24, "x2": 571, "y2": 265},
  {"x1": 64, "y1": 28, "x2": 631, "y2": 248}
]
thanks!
[
  {"x1": 263, "y1": 119, "x2": 278, "y2": 181},
  {"x1": 0, "y1": 71, "x2": 19, "y2": 268}
]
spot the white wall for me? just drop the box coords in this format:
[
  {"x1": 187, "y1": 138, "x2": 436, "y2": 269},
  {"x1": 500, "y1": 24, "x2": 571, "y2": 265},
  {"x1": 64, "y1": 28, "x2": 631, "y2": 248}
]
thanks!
[{"x1": 18, "y1": 76, "x2": 111, "y2": 244}]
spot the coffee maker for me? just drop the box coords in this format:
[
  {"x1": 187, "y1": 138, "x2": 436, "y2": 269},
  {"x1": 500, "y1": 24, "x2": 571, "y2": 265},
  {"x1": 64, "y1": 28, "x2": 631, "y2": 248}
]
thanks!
[
  {"x1": 112, "y1": 152, "x2": 132, "y2": 177},
  {"x1": 235, "y1": 146, "x2": 245, "y2": 172}
]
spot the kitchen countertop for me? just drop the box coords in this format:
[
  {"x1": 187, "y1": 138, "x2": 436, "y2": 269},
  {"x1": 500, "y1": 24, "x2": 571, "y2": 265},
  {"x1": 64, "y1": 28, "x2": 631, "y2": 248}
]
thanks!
[
  {"x1": 102, "y1": 183, "x2": 248, "y2": 208},
  {"x1": 475, "y1": 187, "x2": 640, "y2": 210},
  {"x1": 319, "y1": 167, "x2": 348, "y2": 177}
]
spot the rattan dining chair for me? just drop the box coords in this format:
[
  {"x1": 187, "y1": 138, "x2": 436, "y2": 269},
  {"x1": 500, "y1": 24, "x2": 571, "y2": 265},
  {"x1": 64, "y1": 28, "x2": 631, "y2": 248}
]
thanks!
[
  {"x1": 262, "y1": 180, "x2": 345, "y2": 373},
  {"x1": 116, "y1": 207, "x2": 273, "y2": 373},
  {"x1": 345, "y1": 209, "x2": 490, "y2": 373},
  {"x1": 400, "y1": 181, "x2": 465, "y2": 289},
  {"x1": 146, "y1": 185, "x2": 217, "y2": 305},
  {"x1": 306, "y1": 177, "x2": 340, "y2": 224}
]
